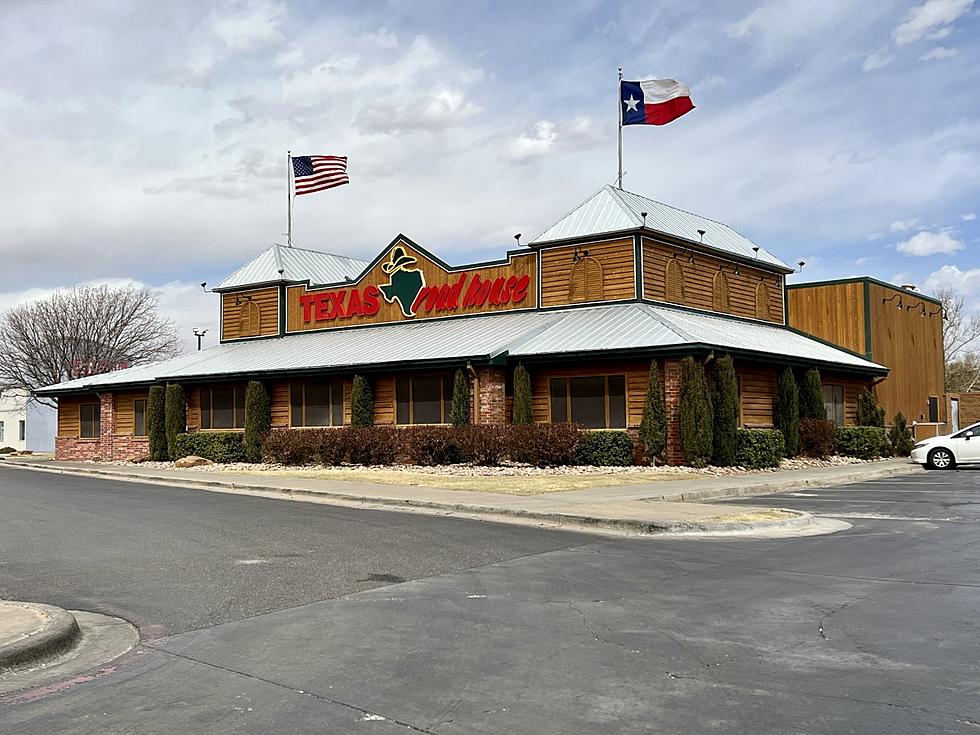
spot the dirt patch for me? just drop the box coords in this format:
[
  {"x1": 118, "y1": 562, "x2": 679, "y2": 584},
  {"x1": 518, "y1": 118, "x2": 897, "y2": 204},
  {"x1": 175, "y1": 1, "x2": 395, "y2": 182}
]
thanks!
[{"x1": 705, "y1": 509, "x2": 799, "y2": 523}]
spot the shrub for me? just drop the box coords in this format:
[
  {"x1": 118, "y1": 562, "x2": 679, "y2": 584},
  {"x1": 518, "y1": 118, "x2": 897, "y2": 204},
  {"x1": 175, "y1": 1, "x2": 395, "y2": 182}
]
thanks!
[
  {"x1": 638, "y1": 360, "x2": 667, "y2": 463},
  {"x1": 164, "y1": 383, "x2": 186, "y2": 461},
  {"x1": 350, "y1": 375, "x2": 374, "y2": 427},
  {"x1": 457, "y1": 424, "x2": 509, "y2": 466},
  {"x1": 857, "y1": 389, "x2": 885, "y2": 427},
  {"x1": 347, "y1": 426, "x2": 399, "y2": 465},
  {"x1": 576, "y1": 431, "x2": 635, "y2": 466},
  {"x1": 402, "y1": 426, "x2": 464, "y2": 465},
  {"x1": 173, "y1": 431, "x2": 246, "y2": 463},
  {"x1": 508, "y1": 423, "x2": 583, "y2": 466},
  {"x1": 799, "y1": 417, "x2": 835, "y2": 459},
  {"x1": 835, "y1": 426, "x2": 888, "y2": 459},
  {"x1": 243, "y1": 381, "x2": 271, "y2": 463},
  {"x1": 888, "y1": 412, "x2": 914, "y2": 457},
  {"x1": 0, "y1": 446, "x2": 17, "y2": 454},
  {"x1": 262, "y1": 428, "x2": 349, "y2": 466},
  {"x1": 147, "y1": 385, "x2": 167, "y2": 461},
  {"x1": 449, "y1": 368, "x2": 471, "y2": 427},
  {"x1": 775, "y1": 366, "x2": 800, "y2": 457},
  {"x1": 710, "y1": 355, "x2": 738, "y2": 467},
  {"x1": 735, "y1": 429, "x2": 785, "y2": 469},
  {"x1": 512, "y1": 363, "x2": 532, "y2": 425},
  {"x1": 679, "y1": 356, "x2": 712, "y2": 467},
  {"x1": 799, "y1": 368, "x2": 824, "y2": 420}
]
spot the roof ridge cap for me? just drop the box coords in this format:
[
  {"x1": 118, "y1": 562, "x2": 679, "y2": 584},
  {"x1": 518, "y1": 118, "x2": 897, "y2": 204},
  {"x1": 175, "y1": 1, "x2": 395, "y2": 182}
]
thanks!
[
  {"x1": 637, "y1": 302, "x2": 697, "y2": 343},
  {"x1": 604, "y1": 185, "x2": 643, "y2": 226}
]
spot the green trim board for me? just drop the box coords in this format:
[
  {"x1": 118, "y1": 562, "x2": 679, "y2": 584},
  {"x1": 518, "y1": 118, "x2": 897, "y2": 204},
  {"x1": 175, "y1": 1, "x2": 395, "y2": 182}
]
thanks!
[{"x1": 863, "y1": 279, "x2": 873, "y2": 360}]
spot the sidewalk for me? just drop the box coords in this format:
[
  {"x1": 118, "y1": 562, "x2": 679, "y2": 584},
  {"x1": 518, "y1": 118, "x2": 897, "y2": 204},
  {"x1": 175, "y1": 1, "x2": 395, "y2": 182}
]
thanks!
[{"x1": 0, "y1": 457, "x2": 919, "y2": 536}]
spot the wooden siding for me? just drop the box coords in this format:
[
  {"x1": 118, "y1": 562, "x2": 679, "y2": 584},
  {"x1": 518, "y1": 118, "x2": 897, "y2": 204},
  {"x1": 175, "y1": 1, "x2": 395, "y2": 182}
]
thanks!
[
  {"x1": 186, "y1": 388, "x2": 200, "y2": 431},
  {"x1": 113, "y1": 390, "x2": 149, "y2": 435},
  {"x1": 867, "y1": 283, "x2": 944, "y2": 422},
  {"x1": 642, "y1": 238, "x2": 784, "y2": 324},
  {"x1": 373, "y1": 377, "x2": 395, "y2": 425},
  {"x1": 540, "y1": 238, "x2": 635, "y2": 308},
  {"x1": 529, "y1": 361, "x2": 649, "y2": 427},
  {"x1": 286, "y1": 241, "x2": 537, "y2": 333},
  {"x1": 786, "y1": 282, "x2": 866, "y2": 355},
  {"x1": 57, "y1": 395, "x2": 86, "y2": 438},
  {"x1": 221, "y1": 287, "x2": 280, "y2": 341},
  {"x1": 270, "y1": 381, "x2": 289, "y2": 428},
  {"x1": 738, "y1": 363, "x2": 870, "y2": 428}
]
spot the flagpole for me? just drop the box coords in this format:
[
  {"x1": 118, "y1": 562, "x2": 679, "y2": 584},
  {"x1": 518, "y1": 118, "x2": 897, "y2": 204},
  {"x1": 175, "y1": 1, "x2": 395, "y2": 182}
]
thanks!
[
  {"x1": 617, "y1": 67, "x2": 624, "y2": 189},
  {"x1": 287, "y1": 150, "x2": 293, "y2": 247}
]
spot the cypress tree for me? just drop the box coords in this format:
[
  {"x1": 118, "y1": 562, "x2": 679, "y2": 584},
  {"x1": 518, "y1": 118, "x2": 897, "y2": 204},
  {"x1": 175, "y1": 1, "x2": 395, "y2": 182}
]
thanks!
[
  {"x1": 244, "y1": 381, "x2": 271, "y2": 463},
  {"x1": 449, "y1": 368, "x2": 471, "y2": 427},
  {"x1": 799, "y1": 367, "x2": 824, "y2": 420},
  {"x1": 679, "y1": 356, "x2": 712, "y2": 467},
  {"x1": 857, "y1": 389, "x2": 885, "y2": 427},
  {"x1": 350, "y1": 375, "x2": 374, "y2": 427},
  {"x1": 512, "y1": 363, "x2": 532, "y2": 424},
  {"x1": 638, "y1": 360, "x2": 667, "y2": 462},
  {"x1": 164, "y1": 382, "x2": 186, "y2": 460},
  {"x1": 888, "y1": 412, "x2": 913, "y2": 456},
  {"x1": 710, "y1": 355, "x2": 738, "y2": 467},
  {"x1": 775, "y1": 366, "x2": 800, "y2": 457},
  {"x1": 147, "y1": 385, "x2": 167, "y2": 461}
]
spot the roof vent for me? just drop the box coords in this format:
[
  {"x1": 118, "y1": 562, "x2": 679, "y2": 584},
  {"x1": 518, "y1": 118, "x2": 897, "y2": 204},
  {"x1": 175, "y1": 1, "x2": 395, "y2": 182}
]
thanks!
[{"x1": 901, "y1": 284, "x2": 917, "y2": 291}]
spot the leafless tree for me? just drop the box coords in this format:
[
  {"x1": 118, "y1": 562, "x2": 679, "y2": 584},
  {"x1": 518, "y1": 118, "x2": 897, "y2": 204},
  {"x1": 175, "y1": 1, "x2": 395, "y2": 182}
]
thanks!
[
  {"x1": 0, "y1": 285, "x2": 180, "y2": 407},
  {"x1": 937, "y1": 287, "x2": 980, "y2": 392}
]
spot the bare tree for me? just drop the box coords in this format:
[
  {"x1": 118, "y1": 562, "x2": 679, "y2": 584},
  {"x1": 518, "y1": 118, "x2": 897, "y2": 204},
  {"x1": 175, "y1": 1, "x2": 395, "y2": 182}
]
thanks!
[
  {"x1": 937, "y1": 287, "x2": 980, "y2": 392},
  {"x1": 0, "y1": 285, "x2": 180, "y2": 407}
]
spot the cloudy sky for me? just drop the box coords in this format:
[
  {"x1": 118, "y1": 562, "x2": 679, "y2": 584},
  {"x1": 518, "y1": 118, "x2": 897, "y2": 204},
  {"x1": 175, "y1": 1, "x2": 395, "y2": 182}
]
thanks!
[{"x1": 0, "y1": 0, "x2": 977, "y2": 351}]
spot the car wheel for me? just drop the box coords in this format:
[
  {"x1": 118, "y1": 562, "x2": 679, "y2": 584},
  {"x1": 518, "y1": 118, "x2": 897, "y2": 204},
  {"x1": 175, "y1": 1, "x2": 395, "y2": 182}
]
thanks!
[{"x1": 927, "y1": 447, "x2": 955, "y2": 470}]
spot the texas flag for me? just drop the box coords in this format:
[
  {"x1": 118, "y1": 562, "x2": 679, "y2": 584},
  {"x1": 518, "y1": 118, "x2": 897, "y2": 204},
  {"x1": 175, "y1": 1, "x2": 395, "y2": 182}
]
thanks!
[{"x1": 620, "y1": 78, "x2": 694, "y2": 126}]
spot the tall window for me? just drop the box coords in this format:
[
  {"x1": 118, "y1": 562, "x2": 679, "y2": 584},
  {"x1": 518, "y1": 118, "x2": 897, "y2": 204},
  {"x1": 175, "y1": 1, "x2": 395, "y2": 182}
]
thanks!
[
  {"x1": 134, "y1": 399, "x2": 147, "y2": 437},
  {"x1": 823, "y1": 385, "x2": 844, "y2": 427},
  {"x1": 80, "y1": 403, "x2": 101, "y2": 438},
  {"x1": 19, "y1": 420, "x2": 25, "y2": 442},
  {"x1": 755, "y1": 281, "x2": 771, "y2": 320},
  {"x1": 291, "y1": 380, "x2": 344, "y2": 427},
  {"x1": 239, "y1": 300, "x2": 261, "y2": 337},
  {"x1": 569, "y1": 256, "x2": 603, "y2": 303},
  {"x1": 395, "y1": 376, "x2": 453, "y2": 424},
  {"x1": 0, "y1": 421, "x2": 4, "y2": 442},
  {"x1": 200, "y1": 386, "x2": 246, "y2": 429},
  {"x1": 550, "y1": 376, "x2": 626, "y2": 429},
  {"x1": 712, "y1": 271, "x2": 731, "y2": 312},
  {"x1": 666, "y1": 259, "x2": 685, "y2": 304}
]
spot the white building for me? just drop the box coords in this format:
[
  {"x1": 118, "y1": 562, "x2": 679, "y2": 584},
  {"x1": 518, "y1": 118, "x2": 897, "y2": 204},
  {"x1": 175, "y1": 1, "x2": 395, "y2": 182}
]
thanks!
[{"x1": 0, "y1": 390, "x2": 56, "y2": 453}]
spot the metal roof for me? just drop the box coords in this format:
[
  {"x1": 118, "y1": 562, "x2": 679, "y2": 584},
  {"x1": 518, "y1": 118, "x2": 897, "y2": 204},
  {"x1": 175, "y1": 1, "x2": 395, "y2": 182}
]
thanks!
[
  {"x1": 215, "y1": 244, "x2": 369, "y2": 291},
  {"x1": 531, "y1": 185, "x2": 791, "y2": 271},
  {"x1": 37, "y1": 302, "x2": 885, "y2": 395}
]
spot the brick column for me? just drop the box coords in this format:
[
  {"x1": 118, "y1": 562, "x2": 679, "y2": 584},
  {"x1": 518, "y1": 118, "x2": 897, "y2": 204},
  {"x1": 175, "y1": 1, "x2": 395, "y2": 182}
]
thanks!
[
  {"x1": 663, "y1": 358, "x2": 683, "y2": 466},
  {"x1": 477, "y1": 367, "x2": 506, "y2": 424},
  {"x1": 99, "y1": 392, "x2": 115, "y2": 461}
]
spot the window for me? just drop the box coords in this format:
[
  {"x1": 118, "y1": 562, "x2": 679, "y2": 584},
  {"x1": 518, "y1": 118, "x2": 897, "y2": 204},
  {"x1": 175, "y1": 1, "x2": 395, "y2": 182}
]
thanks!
[
  {"x1": 823, "y1": 385, "x2": 844, "y2": 427},
  {"x1": 19, "y1": 420, "x2": 25, "y2": 442},
  {"x1": 755, "y1": 281, "x2": 771, "y2": 320},
  {"x1": 0, "y1": 421, "x2": 4, "y2": 442},
  {"x1": 569, "y1": 256, "x2": 603, "y2": 303},
  {"x1": 666, "y1": 259, "x2": 685, "y2": 304},
  {"x1": 80, "y1": 403, "x2": 101, "y2": 438},
  {"x1": 549, "y1": 375, "x2": 626, "y2": 429},
  {"x1": 395, "y1": 376, "x2": 453, "y2": 424},
  {"x1": 928, "y1": 396, "x2": 939, "y2": 423},
  {"x1": 134, "y1": 399, "x2": 147, "y2": 437},
  {"x1": 291, "y1": 380, "x2": 344, "y2": 427},
  {"x1": 712, "y1": 271, "x2": 730, "y2": 312},
  {"x1": 200, "y1": 386, "x2": 246, "y2": 429},
  {"x1": 238, "y1": 299, "x2": 261, "y2": 337}
]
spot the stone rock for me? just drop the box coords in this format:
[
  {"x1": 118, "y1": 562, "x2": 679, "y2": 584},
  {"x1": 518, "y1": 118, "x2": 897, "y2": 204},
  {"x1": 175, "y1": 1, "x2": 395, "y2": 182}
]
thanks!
[{"x1": 175, "y1": 455, "x2": 213, "y2": 468}]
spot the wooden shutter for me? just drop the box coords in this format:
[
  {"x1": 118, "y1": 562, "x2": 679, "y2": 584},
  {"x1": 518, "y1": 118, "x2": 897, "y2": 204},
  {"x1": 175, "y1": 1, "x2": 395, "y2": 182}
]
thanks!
[
  {"x1": 712, "y1": 271, "x2": 730, "y2": 312},
  {"x1": 569, "y1": 256, "x2": 604, "y2": 303},
  {"x1": 755, "y1": 281, "x2": 771, "y2": 320},
  {"x1": 666, "y1": 259, "x2": 685, "y2": 304},
  {"x1": 239, "y1": 301, "x2": 261, "y2": 336}
]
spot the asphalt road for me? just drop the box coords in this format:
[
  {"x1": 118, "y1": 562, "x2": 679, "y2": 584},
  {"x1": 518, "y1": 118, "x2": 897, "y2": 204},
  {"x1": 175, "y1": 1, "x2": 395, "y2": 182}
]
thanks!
[{"x1": 1, "y1": 465, "x2": 979, "y2": 733}]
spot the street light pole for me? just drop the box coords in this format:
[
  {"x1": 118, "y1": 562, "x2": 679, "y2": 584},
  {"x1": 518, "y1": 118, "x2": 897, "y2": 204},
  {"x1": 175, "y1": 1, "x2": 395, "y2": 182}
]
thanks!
[{"x1": 192, "y1": 329, "x2": 208, "y2": 351}]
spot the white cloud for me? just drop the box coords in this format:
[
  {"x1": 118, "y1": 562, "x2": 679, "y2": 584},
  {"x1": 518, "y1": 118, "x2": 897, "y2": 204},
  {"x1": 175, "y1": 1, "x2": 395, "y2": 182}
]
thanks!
[
  {"x1": 356, "y1": 89, "x2": 481, "y2": 134},
  {"x1": 893, "y1": 0, "x2": 974, "y2": 46},
  {"x1": 862, "y1": 49, "x2": 895, "y2": 71},
  {"x1": 890, "y1": 218, "x2": 920, "y2": 232},
  {"x1": 210, "y1": 0, "x2": 285, "y2": 52},
  {"x1": 895, "y1": 228, "x2": 965, "y2": 255},
  {"x1": 923, "y1": 264, "x2": 980, "y2": 300},
  {"x1": 963, "y1": 212, "x2": 977, "y2": 221},
  {"x1": 866, "y1": 232, "x2": 884, "y2": 241},
  {"x1": 920, "y1": 45, "x2": 958, "y2": 60},
  {"x1": 507, "y1": 121, "x2": 558, "y2": 163}
]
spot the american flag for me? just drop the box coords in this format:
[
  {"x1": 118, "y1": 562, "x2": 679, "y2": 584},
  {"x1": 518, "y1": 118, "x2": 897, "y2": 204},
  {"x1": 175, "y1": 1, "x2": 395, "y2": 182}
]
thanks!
[{"x1": 291, "y1": 155, "x2": 349, "y2": 196}]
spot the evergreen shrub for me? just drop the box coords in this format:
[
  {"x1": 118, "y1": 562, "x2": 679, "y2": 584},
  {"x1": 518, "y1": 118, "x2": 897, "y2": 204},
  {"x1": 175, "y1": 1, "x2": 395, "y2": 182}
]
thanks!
[
  {"x1": 857, "y1": 389, "x2": 886, "y2": 427},
  {"x1": 350, "y1": 376, "x2": 374, "y2": 427},
  {"x1": 244, "y1": 381, "x2": 271, "y2": 463},
  {"x1": 147, "y1": 385, "x2": 167, "y2": 461},
  {"x1": 679, "y1": 356, "x2": 712, "y2": 467},
  {"x1": 512, "y1": 364, "x2": 533, "y2": 424},
  {"x1": 638, "y1": 360, "x2": 667, "y2": 463},
  {"x1": 164, "y1": 383, "x2": 186, "y2": 461},
  {"x1": 173, "y1": 432, "x2": 246, "y2": 463},
  {"x1": 449, "y1": 368, "x2": 471, "y2": 427},
  {"x1": 775, "y1": 366, "x2": 800, "y2": 457},
  {"x1": 888, "y1": 413, "x2": 914, "y2": 457},
  {"x1": 735, "y1": 429, "x2": 785, "y2": 469},
  {"x1": 835, "y1": 426, "x2": 888, "y2": 459},
  {"x1": 799, "y1": 418, "x2": 835, "y2": 459},
  {"x1": 710, "y1": 355, "x2": 738, "y2": 467},
  {"x1": 576, "y1": 431, "x2": 635, "y2": 466},
  {"x1": 799, "y1": 368, "x2": 824, "y2": 420}
]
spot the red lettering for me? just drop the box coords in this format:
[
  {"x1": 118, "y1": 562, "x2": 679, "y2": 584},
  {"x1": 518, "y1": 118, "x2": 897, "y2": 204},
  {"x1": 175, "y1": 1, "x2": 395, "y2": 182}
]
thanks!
[
  {"x1": 511, "y1": 274, "x2": 530, "y2": 303},
  {"x1": 448, "y1": 274, "x2": 466, "y2": 309},
  {"x1": 300, "y1": 293, "x2": 317, "y2": 322},
  {"x1": 488, "y1": 276, "x2": 507, "y2": 305},
  {"x1": 413, "y1": 286, "x2": 434, "y2": 313},
  {"x1": 346, "y1": 288, "x2": 364, "y2": 317},
  {"x1": 463, "y1": 274, "x2": 484, "y2": 307},
  {"x1": 313, "y1": 293, "x2": 331, "y2": 321},
  {"x1": 362, "y1": 285, "x2": 381, "y2": 316}
]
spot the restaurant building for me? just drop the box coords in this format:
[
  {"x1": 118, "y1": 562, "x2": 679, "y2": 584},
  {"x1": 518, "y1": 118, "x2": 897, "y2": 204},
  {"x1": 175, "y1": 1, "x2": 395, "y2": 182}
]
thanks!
[{"x1": 38, "y1": 185, "x2": 888, "y2": 464}]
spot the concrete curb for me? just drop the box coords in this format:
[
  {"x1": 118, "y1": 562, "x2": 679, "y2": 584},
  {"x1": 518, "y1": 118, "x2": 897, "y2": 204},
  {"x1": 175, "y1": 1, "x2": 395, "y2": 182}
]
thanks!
[
  {"x1": 0, "y1": 601, "x2": 81, "y2": 672},
  {"x1": 1, "y1": 461, "x2": 812, "y2": 536},
  {"x1": 656, "y1": 462, "x2": 923, "y2": 503}
]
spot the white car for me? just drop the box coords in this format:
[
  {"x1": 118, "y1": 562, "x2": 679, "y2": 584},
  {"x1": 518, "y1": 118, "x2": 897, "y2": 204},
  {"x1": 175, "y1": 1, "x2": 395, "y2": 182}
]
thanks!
[{"x1": 911, "y1": 422, "x2": 980, "y2": 469}]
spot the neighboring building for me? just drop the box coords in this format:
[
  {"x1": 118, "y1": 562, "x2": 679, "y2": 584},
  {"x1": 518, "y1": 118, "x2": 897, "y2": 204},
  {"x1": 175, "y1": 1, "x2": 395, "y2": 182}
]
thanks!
[
  {"x1": 37, "y1": 185, "x2": 887, "y2": 464},
  {"x1": 787, "y1": 278, "x2": 945, "y2": 430},
  {"x1": 946, "y1": 392, "x2": 980, "y2": 433},
  {"x1": 0, "y1": 390, "x2": 55, "y2": 452}
]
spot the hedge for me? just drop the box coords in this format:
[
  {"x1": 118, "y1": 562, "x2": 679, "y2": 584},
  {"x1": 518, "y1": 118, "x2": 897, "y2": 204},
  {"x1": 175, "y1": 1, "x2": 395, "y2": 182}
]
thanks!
[
  {"x1": 402, "y1": 426, "x2": 465, "y2": 465},
  {"x1": 735, "y1": 429, "x2": 785, "y2": 469},
  {"x1": 173, "y1": 432, "x2": 246, "y2": 463},
  {"x1": 799, "y1": 417, "x2": 835, "y2": 459},
  {"x1": 576, "y1": 431, "x2": 634, "y2": 466},
  {"x1": 835, "y1": 426, "x2": 888, "y2": 459}
]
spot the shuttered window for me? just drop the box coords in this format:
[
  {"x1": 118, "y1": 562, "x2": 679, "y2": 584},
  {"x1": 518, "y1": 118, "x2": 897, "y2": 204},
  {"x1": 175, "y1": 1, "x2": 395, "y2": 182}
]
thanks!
[
  {"x1": 712, "y1": 271, "x2": 731, "y2": 312},
  {"x1": 549, "y1": 376, "x2": 626, "y2": 429},
  {"x1": 666, "y1": 259, "x2": 685, "y2": 304},
  {"x1": 569, "y1": 256, "x2": 603, "y2": 303},
  {"x1": 755, "y1": 281, "x2": 771, "y2": 320},
  {"x1": 290, "y1": 380, "x2": 344, "y2": 427},
  {"x1": 239, "y1": 300, "x2": 261, "y2": 337}
]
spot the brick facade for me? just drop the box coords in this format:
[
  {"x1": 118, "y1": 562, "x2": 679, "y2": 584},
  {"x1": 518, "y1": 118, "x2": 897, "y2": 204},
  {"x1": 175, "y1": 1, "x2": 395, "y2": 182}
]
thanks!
[
  {"x1": 476, "y1": 367, "x2": 507, "y2": 424},
  {"x1": 55, "y1": 392, "x2": 150, "y2": 462},
  {"x1": 663, "y1": 358, "x2": 683, "y2": 466}
]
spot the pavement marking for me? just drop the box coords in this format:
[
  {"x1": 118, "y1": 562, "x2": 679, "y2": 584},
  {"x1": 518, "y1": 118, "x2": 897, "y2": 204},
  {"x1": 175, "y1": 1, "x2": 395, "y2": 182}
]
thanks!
[
  {"x1": 822, "y1": 513, "x2": 965, "y2": 522},
  {"x1": 234, "y1": 559, "x2": 272, "y2": 565}
]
